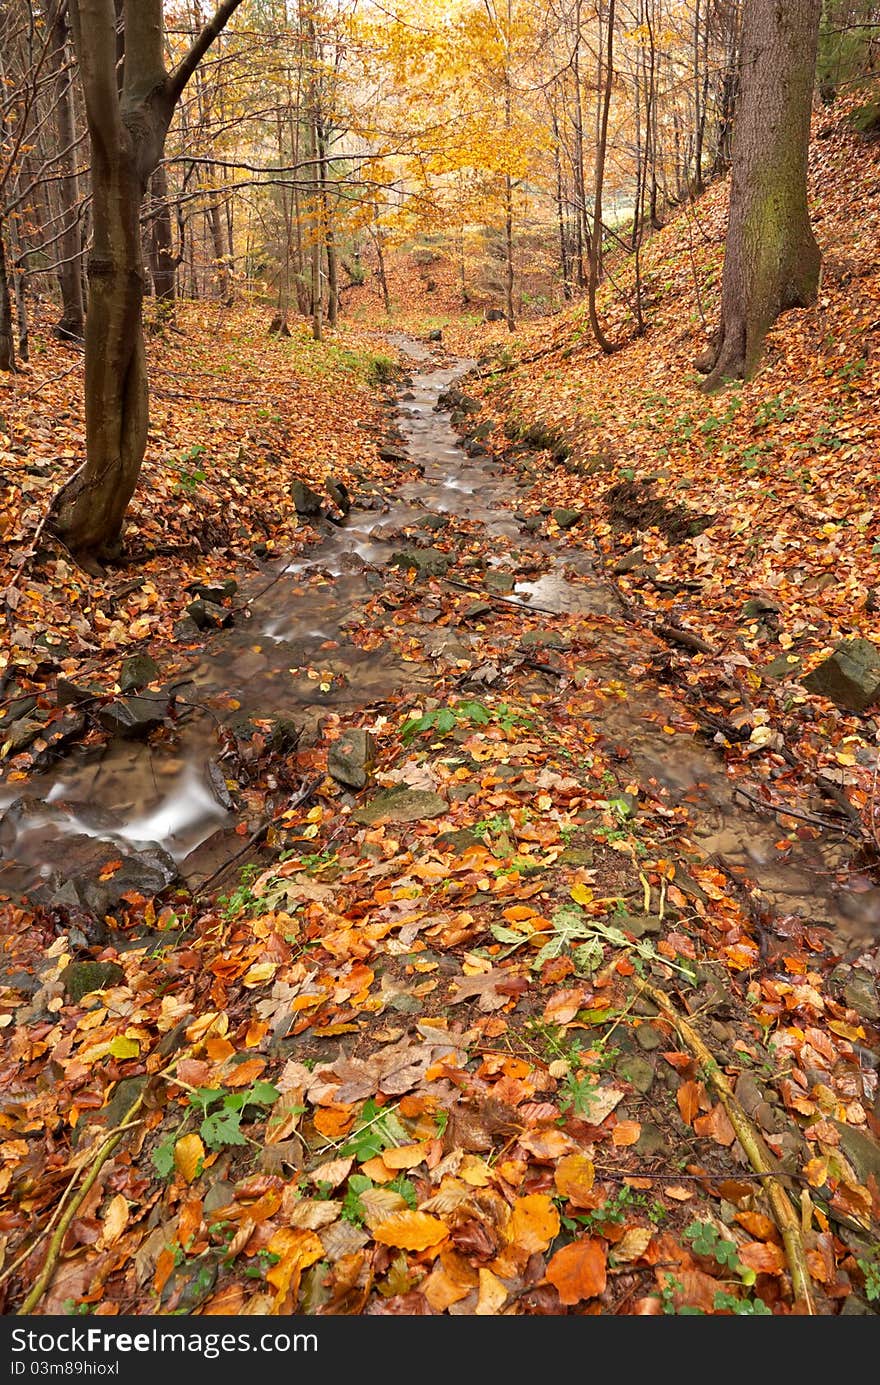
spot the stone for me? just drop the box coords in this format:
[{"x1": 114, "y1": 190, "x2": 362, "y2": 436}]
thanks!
[
  {"x1": 635, "y1": 1122, "x2": 666, "y2": 1156},
  {"x1": 326, "y1": 476, "x2": 351, "y2": 514},
  {"x1": 634, "y1": 1023, "x2": 662, "y2": 1051},
  {"x1": 617, "y1": 1053, "x2": 655, "y2": 1094},
  {"x1": 447, "y1": 783, "x2": 480, "y2": 802},
  {"x1": 802, "y1": 638, "x2": 880, "y2": 712},
  {"x1": 521, "y1": 629, "x2": 571, "y2": 649},
  {"x1": 1, "y1": 718, "x2": 43, "y2": 753},
  {"x1": 328, "y1": 728, "x2": 376, "y2": 790},
  {"x1": 844, "y1": 972, "x2": 879, "y2": 1020},
  {"x1": 460, "y1": 601, "x2": 493, "y2": 620},
  {"x1": 619, "y1": 912, "x2": 662, "y2": 938},
  {"x1": 290, "y1": 478, "x2": 324, "y2": 516},
  {"x1": 557, "y1": 846, "x2": 594, "y2": 867},
  {"x1": 62, "y1": 960, "x2": 126, "y2": 1003},
  {"x1": 97, "y1": 696, "x2": 166, "y2": 739},
  {"x1": 552, "y1": 508, "x2": 582, "y2": 530},
  {"x1": 5, "y1": 693, "x2": 36, "y2": 722},
  {"x1": 833, "y1": 1122, "x2": 880, "y2": 1184},
  {"x1": 484, "y1": 570, "x2": 515, "y2": 594},
  {"x1": 420, "y1": 513, "x2": 447, "y2": 532},
  {"x1": 353, "y1": 787, "x2": 447, "y2": 826},
  {"x1": 613, "y1": 546, "x2": 645, "y2": 574},
  {"x1": 185, "y1": 599, "x2": 233, "y2": 630},
  {"x1": 187, "y1": 579, "x2": 237, "y2": 604},
  {"x1": 390, "y1": 547, "x2": 450, "y2": 577},
  {"x1": 427, "y1": 329, "x2": 442, "y2": 342},
  {"x1": 763, "y1": 652, "x2": 803, "y2": 681},
  {"x1": 379, "y1": 443, "x2": 408, "y2": 464},
  {"x1": 55, "y1": 678, "x2": 100, "y2": 709},
  {"x1": 119, "y1": 653, "x2": 159, "y2": 693},
  {"x1": 484, "y1": 308, "x2": 505, "y2": 322},
  {"x1": 741, "y1": 596, "x2": 780, "y2": 620}
]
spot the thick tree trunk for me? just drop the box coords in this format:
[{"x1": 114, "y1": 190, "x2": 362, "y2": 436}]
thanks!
[
  {"x1": 0, "y1": 228, "x2": 15, "y2": 372},
  {"x1": 52, "y1": 0, "x2": 243, "y2": 556},
  {"x1": 48, "y1": 3, "x2": 86, "y2": 340},
  {"x1": 697, "y1": 0, "x2": 822, "y2": 390},
  {"x1": 52, "y1": 143, "x2": 149, "y2": 553}
]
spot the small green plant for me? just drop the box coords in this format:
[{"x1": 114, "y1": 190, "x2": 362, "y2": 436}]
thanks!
[
  {"x1": 401, "y1": 699, "x2": 530, "y2": 744},
  {"x1": 340, "y1": 1099, "x2": 409, "y2": 1163},
  {"x1": 152, "y1": 1080, "x2": 280, "y2": 1176},
  {"x1": 858, "y1": 1254, "x2": 880, "y2": 1301}
]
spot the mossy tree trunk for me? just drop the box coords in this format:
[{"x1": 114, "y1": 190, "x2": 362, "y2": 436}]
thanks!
[{"x1": 697, "y1": 0, "x2": 822, "y2": 391}]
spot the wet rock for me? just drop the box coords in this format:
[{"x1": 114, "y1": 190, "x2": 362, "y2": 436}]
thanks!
[
  {"x1": 390, "y1": 547, "x2": 450, "y2": 577},
  {"x1": 32, "y1": 633, "x2": 71, "y2": 671},
  {"x1": 434, "y1": 828, "x2": 479, "y2": 854},
  {"x1": 41, "y1": 837, "x2": 178, "y2": 920},
  {"x1": 427, "y1": 329, "x2": 442, "y2": 342},
  {"x1": 448, "y1": 783, "x2": 480, "y2": 802},
  {"x1": 420, "y1": 514, "x2": 447, "y2": 532},
  {"x1": 187, "y1": 579, "x2": 237, "y2": 604},
  {"x1": 97, "y1": 696, "x2": 167, "y2": 739},
  {"x1": 173, "y1": 616, "x2": 201, "y2": 642},
  {"x1": 519, "y1": 516, "x2": 542, "y2": 534},
  {"x1": 844, "y1": 972, "x2": 880, "y2": 1021},
  {"x1": 326, "y1": 477, "x2": 351, "y2": 515},
  {"x1": 290, "y1": 478, "x2": 324, "y2": 516},
  {"x1": 328, "y1": 728, "x2": 376, "y2": 790},
  {"x1": 2, "y1": 717, "x2": 43, "y2": 753},
  {"x1": 62, "y1": 960, "x2": 126, "y2": 1003},
  {"x1": 553, "y1": 508, "x2": 582, "y2": 530},
  {"x1": 833, "y1": 1122, "x2": 880, "y2": 1184},
  {"x1": 484, "y1": 308, "x2": 505, "y2": 322},
  {"x1": 353, "y1": 787, "x2": 447, "y2": 826},
  {"x1": 185, "y1": 598, "x2": 233, "y2": 630},
  {"x1": 55, "y1": 678, "x2": 100, "y2": 708},
  {"x1": 802, "y1": 638, "x2": 880, "y2": 712},
  {"x1": 379, "y1": 443, "x2": 408, "y2": 464},
  {"x1": 5, "y1": 692, "x2": 36, "y2": 722},
  {"x1": 521, "y1": 629, "x2": 571, "y2": 649},
  {"x1": 119, "y1": 653, "x2": 159, "y2": 692},
  {"x1": 484, "y1": 570, "x2": 515, "y2": 594}
]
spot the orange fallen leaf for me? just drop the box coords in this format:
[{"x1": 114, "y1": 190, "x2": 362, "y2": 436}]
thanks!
[
  {"x1": 546, "y1": 1237, "x2": 607, "y2": 1305},
  {"x1": 509, "y1": 1193, "x2": 560, "y2": 1254},
  {"x1": 371, "y1": 1210, "x2": 449, "y2": 1251},
  {"x1": 554, "y1": 1153, "x2": 596, "y2": 1208},
  {"x1": 611, "y1": 1120, "x2": 641, "y2": 1147}
]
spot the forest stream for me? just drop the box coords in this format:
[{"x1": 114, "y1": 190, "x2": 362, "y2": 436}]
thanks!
[{"x1": 0, "y1": 340, "x2": 876, "y2": 948}]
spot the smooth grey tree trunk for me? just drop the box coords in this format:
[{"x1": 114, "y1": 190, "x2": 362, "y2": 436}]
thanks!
[{"x1": 47, "y1": 2, "x2": 86, "y2": 340}]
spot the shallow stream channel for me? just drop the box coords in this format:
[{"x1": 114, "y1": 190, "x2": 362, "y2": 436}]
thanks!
[{"x1": 1, "y1": 338, "x2": 877, "y2": 953}]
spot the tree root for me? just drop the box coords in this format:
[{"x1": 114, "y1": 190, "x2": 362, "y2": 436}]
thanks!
[{"x1": 631, "y1": 973, "x2": 817, "y2": 1315}]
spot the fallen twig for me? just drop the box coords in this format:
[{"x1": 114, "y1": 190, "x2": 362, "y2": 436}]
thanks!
[{"x1": 630, "y1": 973, "x2": 816, "y2": 1315}]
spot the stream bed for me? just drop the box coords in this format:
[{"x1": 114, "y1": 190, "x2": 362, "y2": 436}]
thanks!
[{"x1": 1, "y1": 339, "x2": 877, "y2": 945}]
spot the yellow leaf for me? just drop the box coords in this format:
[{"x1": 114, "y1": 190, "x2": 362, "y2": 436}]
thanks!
[
  {"x1": 509, "y1": 1193, "x2": 560, "y2": 1254},
  {"x1": 174, "y1": 1133, "x2": 205, "y2": 1183},
  {"x1": 476, "y1": 1267, "x2": 508, "y2": 1315},
  {"x1": 108, "y1": 1035, "x2": 140, "y2": 1059},
  {"x1": 371, "y1": 1210, "x2": 448, "y2": 1251},
  {"x1": 570, "y1": 882, "x2": 593, "y2": 906},
  {"x1": 614, "y1": 1227, "x2": 653, "y2": 1264},
  {"x1": 242, "y1": 961, "x2": 277, "y2": 988},
  {"x1": 102, "y1": 1193, "x2": 129, "y2": 1246}
]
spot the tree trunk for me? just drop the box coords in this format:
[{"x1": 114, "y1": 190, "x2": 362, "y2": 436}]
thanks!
[
  {"x1": 52, "y1": 0, "x2": 243, "y2": 556},
  {"x1": 148, "y1": 162, "x2": 177, "y2": 319},
  {"x1": 697, "y1": 0, "x2": 822, "y2": 390},
  {"x1": 0, "y1": 227, "x2": 15, "y2": 372},
  {"x1": 48, "y1": 2, "x2": 86, "y2": 340},
  {"x1": 587, "y1": 0, "x2": 619, "y2": 354},
  {"x1": 209, "y1": 190, "x2": 233, "y2": 305}
]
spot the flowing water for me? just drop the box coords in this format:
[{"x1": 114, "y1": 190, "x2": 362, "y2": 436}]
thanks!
[{"x1": 1, "y1": 340, "x2": 876, "y2": 943}]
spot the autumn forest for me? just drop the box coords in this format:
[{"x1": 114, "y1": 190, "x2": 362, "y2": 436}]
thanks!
[{"x1": 0, "y1": 0, "x2": 879, "y2": 1326}]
